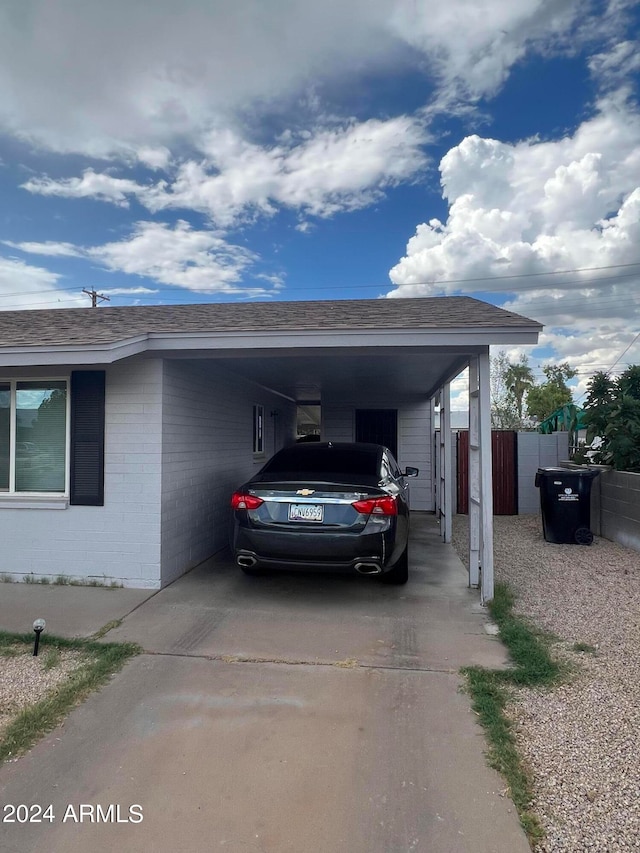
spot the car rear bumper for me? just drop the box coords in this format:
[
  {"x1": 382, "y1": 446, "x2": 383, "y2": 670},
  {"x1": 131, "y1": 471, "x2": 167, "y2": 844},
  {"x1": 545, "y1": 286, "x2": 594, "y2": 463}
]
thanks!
[
  {"x1": 232, "y1": 524, "x2": 401, "y2": 572},
  {"x1": 235, "y1": 550, "x2": 387, "y2": 574}
]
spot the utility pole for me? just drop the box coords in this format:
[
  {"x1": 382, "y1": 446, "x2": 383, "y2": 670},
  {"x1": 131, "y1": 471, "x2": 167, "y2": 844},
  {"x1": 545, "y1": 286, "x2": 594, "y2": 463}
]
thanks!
[{"x1": 82, "y1": 288, "x2": 110, "y2": 308}]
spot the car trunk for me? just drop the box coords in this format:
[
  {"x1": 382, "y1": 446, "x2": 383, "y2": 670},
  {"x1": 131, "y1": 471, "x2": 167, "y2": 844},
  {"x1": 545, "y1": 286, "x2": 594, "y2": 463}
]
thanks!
[{"x1": 246, "y1": 481, "x2": 387, "y2": 531}]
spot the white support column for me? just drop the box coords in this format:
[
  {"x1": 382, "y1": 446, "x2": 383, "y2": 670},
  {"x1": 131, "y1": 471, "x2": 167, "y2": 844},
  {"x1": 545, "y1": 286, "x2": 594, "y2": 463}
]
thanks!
[
  {"x1": 440, "y1": 382, "x2": 452, "y2": 543},
  {"x1": 468, "y1": 357, "x2": 481, "y2": 588},
  {"x1": 478, "y1": 349, "x2": 494, "y2": 603},
  {"x1": 430, "y1": 396, "x2": 437, "y2": 514},
  {"x1": 435, "y1": 393, "x2": 442, "y2": 522}
]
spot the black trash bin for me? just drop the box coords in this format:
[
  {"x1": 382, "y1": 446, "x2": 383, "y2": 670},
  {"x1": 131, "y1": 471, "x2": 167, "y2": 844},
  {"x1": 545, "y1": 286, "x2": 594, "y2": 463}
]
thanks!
[{"x1": 535, "y1": 467, "x2": 600, "y2": 545}]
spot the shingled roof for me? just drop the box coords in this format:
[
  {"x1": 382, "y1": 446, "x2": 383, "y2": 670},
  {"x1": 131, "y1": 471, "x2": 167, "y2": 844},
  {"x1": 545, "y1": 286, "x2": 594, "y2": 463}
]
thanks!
[{"x1": 0, "y1": 297, "x2": 540, "y2": 348}]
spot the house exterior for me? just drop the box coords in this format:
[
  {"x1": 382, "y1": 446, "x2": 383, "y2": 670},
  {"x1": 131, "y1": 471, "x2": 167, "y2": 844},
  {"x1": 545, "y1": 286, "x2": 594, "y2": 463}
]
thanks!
[{"x1": 0, "y1": 297, "x2": 541, "y2": 599}]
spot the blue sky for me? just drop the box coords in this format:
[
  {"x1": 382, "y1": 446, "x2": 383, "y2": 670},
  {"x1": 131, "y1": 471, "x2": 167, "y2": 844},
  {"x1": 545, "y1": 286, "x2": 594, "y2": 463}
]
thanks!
[{"x1": 0, "y1": 0, "x2": 639, "y2": 407}]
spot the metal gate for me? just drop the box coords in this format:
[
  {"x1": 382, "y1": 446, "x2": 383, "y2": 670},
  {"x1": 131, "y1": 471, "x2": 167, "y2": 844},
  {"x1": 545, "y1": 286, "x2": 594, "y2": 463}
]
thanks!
[{"x1": 457, "y1": 430, "x2": 518, "y2": 515}]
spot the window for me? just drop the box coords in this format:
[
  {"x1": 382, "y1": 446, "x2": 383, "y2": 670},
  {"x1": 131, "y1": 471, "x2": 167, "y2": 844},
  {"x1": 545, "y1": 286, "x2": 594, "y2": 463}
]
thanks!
[
  {"x1": 262, "y1": 444, "x2": 379, "y2": 477},
  {"x1": 388, "y1": 452, "x2": 403, "y2": 479},
  {"x1": 253, "y1": 404, "x2": 264, "y2": 455},
  {"x1": 0, "y1": 380, "x2": 68, "y2": 494}
]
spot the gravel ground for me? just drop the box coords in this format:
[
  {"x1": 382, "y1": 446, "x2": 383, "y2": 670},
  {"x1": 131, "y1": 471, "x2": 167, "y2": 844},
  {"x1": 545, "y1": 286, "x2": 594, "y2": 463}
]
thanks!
[
  {"x1": 0, "y1": 647, "x2": 88, "y2": 738},
  {"x1": 452, "y1": 514, "x2": 640, "y2": 852}
]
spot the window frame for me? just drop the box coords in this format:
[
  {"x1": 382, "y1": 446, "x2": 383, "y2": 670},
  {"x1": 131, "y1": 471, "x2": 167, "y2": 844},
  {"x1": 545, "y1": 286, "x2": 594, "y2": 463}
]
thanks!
[
  {"x1": 252, "y1": 404, "x2": 265, "y2": 457},
  {"x1": 0, "y1": 376, "x2": 71, "y2": 497}
]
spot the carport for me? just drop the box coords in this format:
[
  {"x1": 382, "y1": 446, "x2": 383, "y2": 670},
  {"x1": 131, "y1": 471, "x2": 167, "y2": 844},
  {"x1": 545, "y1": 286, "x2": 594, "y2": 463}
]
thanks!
[
  {"x1": 146, "y1": 296, "x2": 541, "y2": 602},
  {"x1": 0, "y1": 296, "x2": 541, "y2": 598}
]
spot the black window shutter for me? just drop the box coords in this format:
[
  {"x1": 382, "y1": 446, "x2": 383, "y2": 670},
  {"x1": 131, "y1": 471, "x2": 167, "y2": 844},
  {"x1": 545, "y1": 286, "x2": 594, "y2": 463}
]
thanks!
[{"x1": 70, "y1": 371, "x2": 105, "y2": 506}]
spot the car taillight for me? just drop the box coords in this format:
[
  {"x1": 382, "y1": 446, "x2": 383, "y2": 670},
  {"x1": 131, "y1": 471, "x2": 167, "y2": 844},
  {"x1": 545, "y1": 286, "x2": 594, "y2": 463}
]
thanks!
[
  {"x1": 231, "y1": 492, "x2": 264, "y2": 510},
  {"x1": 351, "y1": 496, "x2": 398, "y2": 516}
]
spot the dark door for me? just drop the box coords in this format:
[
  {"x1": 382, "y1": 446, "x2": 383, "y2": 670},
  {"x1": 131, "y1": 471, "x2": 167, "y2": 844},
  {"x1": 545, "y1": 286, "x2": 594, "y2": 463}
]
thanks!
[{"x1": 355, "y1": 409, "x2": 398, "y2": 457}]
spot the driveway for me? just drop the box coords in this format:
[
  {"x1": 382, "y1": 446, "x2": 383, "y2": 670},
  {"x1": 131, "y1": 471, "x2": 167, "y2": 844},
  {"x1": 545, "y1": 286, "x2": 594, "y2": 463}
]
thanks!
[{"x1": 0, "y1": 515, "x2": 529, "y2": 853}]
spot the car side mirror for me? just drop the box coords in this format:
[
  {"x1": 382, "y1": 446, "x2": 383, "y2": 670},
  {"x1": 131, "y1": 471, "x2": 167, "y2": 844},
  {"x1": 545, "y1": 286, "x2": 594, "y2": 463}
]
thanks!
[{"x1": 403, "y1": 467, "x2": 419, "y2": 478}]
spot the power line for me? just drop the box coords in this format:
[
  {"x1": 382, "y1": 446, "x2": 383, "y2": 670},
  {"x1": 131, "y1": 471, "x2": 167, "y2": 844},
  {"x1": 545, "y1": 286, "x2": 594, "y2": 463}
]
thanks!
[
  {"x1": 0, "y1": 259, "x2": 638, "y2": 303},
  {"x1": 607, "y1": 330, "x2": 640, "y2": 374},
  {"x1": 572, "y1": 331, "x2": 640, "y2": 403},
  {"x1": 3, "y1": 290, "x2": 640, "y2": 317},
  {"x1": 385, "y1": 263, "x2": 640, "y2": 289}
]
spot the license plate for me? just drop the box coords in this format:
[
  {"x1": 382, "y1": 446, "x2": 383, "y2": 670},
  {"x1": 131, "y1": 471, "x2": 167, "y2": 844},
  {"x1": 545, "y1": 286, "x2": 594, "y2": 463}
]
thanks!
[{"x1": 288, "y1": 503, "x2": 324, "y2": 522}]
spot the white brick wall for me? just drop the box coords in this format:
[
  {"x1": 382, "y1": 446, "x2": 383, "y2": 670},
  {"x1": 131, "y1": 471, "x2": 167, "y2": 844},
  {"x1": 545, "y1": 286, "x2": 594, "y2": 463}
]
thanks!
[
  {"x1": 398, "y1": 401, "x2": 432, "y2": 511},
  {"x1": 160, "y1": 360, "x2": 296, "y2": 586},
  {"x1": 321, "y1": 407, "x2": 353, "y2": 442},
  {"x1": 517, "y1": 431, "x2": 570, "y2": 514},
  {"x1": 0, "y1": 359, "x2": 163, "y2": 588}
]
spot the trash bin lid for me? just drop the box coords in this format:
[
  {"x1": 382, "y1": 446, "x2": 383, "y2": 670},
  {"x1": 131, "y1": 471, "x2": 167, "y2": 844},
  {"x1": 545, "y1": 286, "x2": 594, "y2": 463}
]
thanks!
[{"x1": 536, "y1": 466, "x2": 600, "y2": 478}]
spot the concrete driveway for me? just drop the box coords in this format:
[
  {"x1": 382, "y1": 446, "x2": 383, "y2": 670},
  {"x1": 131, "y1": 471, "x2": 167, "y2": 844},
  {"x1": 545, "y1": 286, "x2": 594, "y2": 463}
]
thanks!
[{"x1": 0, "y1": 515, "x2": 529, "y2": 853}]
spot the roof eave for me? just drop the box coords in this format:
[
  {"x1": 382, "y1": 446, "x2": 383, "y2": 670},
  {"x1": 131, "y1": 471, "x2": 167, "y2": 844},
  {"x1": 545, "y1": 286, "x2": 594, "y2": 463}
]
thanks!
[
  {"x1": 0, "y1": 324, "x2": 541, "y2": 367},
  {"x1": 0, "y1": 335, "x2": 149, "y2": 367},
  {"x1": 145, "y1": 325, "x2": 541, "y2": 350}
]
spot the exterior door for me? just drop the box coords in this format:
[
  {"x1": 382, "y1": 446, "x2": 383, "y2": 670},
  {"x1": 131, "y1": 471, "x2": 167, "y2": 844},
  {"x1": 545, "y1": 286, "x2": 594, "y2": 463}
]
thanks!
[{"x1": 355, "y1": 409, "x2": 398, "y2": 457}]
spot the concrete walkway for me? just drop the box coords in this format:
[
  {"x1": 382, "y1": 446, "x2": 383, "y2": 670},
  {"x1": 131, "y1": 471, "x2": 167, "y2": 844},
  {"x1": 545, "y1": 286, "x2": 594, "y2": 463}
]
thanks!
[
  {"x1": 0, "y1": 515, "x2": 530, "y2": 853},
  {"x1": 0, "y1": 583, "x2": 152, "y2": 638}
]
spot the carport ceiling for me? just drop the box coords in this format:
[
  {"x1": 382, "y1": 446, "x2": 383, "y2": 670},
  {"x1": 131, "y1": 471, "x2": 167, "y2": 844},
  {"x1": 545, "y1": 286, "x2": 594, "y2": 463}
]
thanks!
[{"x1": 194, "y1": 349, "x2": 472, "y2": 401}]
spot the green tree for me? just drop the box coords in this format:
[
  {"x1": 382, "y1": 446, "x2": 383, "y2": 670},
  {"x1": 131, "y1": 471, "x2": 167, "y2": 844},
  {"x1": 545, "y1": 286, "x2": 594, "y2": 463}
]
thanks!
[
  {"x1": 526, "y1": 362, "x2": 576, "y2": 422},
  {"x1": 504, "y1": 357, "x2": 535, "y2": 420},
  {"x1": 581, "y1": 370, "x2": 614, "y2": 442},
  {"x1": 490, "y1": 351, "x2": 520, "y2": 428},
  {"x1": 583, "y1": 365, "x2": 640, "y2": 471}
]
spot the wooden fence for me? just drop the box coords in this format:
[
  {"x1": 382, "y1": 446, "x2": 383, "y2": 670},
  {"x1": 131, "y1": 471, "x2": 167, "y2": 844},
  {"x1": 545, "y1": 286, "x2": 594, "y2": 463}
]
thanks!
[{"x1": 457, "y1": 430, "x2": 518, "y2": 515}]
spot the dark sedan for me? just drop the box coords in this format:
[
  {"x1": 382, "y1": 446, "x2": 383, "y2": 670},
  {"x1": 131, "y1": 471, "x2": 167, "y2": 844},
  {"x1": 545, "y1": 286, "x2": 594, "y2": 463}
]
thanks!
[{"x1": 230, "y1": 442, "x2": 418, "y2": 584}]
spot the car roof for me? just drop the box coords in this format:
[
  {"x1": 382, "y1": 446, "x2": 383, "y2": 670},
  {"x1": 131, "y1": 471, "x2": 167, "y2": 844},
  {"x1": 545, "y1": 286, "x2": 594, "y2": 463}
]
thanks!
[
  {"x1": 280, "y1": 442, "x2": 387, "y2": 458},
  {"x1": 292, "y1": 442, "x2": 383, "y2": 451}
]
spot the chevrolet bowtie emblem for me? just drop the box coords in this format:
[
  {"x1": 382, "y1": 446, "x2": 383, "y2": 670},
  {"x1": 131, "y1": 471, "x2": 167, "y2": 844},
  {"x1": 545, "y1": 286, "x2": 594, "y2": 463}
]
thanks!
[{"x1": 296, "y1": 489, "x2": 315, "y2": 496}]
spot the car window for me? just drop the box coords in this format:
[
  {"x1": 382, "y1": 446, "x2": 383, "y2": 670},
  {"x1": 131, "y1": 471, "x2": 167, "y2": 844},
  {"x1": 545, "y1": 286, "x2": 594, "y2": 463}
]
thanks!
[
  {"x1": 386, "y1": 452, "x2": 402, "y2": 479},
  {"x1": 262, "y1": 445, "x2": 379, "y2": 477},
  {"x1": 380, "y1": 456, "x2": 392, "y2": 482}
]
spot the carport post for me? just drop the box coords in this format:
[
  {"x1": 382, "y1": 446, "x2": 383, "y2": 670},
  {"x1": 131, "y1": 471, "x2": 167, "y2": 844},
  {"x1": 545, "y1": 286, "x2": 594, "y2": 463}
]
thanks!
[
  {"x1": 478, "y1": 350, "x2": 494, "y2": 603},
  {"x1": 439, "y1": 381, "x2": 452, "y2": 543},
  {"x1": 431, "y1": 396, "x2": 439, "y2": 518},
  {"x1": 468, "y1": 357, "x2": 480, "y2": 588}
]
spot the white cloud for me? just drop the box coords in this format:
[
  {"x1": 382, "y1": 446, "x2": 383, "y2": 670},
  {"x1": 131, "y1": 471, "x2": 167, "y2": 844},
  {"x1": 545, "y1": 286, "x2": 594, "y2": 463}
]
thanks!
[
  {"x1": 588, "y1": 39, "x2": 640, "y2": 91},
  {"x1": 100, "y1": 287, "x2": 160, "y2": 296},
  {"x1": 253, "y1": 273, "x2": 285, "y2": 291},
  {"x1": 22, "y1": 117, "x2": 429, "y2": 226},
  {"x1": 7, "y1": 223, "x2": 275, "y2": 298},
  {"x1": 0, "y1": 255, "x2": 82, "y2": 309},
  {"x1": 449, "y1": 369, "x2": 470, "y2": 412},
  {"x1": 389, "y1": 99, "x2": 640, "y2": 293},
  {"x1": 388, "y1": 92, "x2": 640, "y2": 383},
  {"x1": 135, "y1": 146, "x2": 172, "y2": 171},
  {"x1": 390, "y1": 0, "x2": 591, "y2": 103},
  {"x1": 0, "y1": 0, "x2": 617, "y2": 157},
  {"x1": 21, "y1": 169, "x2": 162, "y2": 208},
  {"x1": 87, "y1": 220, "x2": 265, "y2": 295},
  {"x1": 0, "y1": 1, "x2": 397, "y2": 156},
  {"x1": 166, "y1": 118, "x2": 429, "y2": 224},
  {"x1": 2, "y1": 240, "x2": 82, "y2": 257}
]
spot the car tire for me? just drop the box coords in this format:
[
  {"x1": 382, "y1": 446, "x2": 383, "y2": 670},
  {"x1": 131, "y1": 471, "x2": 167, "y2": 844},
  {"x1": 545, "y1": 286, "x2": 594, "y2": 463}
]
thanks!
[{"x1": 380, "y1": 546, "x2": 409, "y2": 585}]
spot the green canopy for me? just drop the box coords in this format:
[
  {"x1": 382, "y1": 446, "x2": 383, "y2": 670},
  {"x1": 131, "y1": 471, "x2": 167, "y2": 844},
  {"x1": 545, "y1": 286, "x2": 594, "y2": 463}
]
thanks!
[{"x1": 537, "y1": 404, "x2": 586, "y2": 435}]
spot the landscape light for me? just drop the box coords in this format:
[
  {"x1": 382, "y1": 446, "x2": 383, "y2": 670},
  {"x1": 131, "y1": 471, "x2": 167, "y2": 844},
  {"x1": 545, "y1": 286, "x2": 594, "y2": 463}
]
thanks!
[{"x1": 33, "y1": 618, "x2": 46, "y2": 656}]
